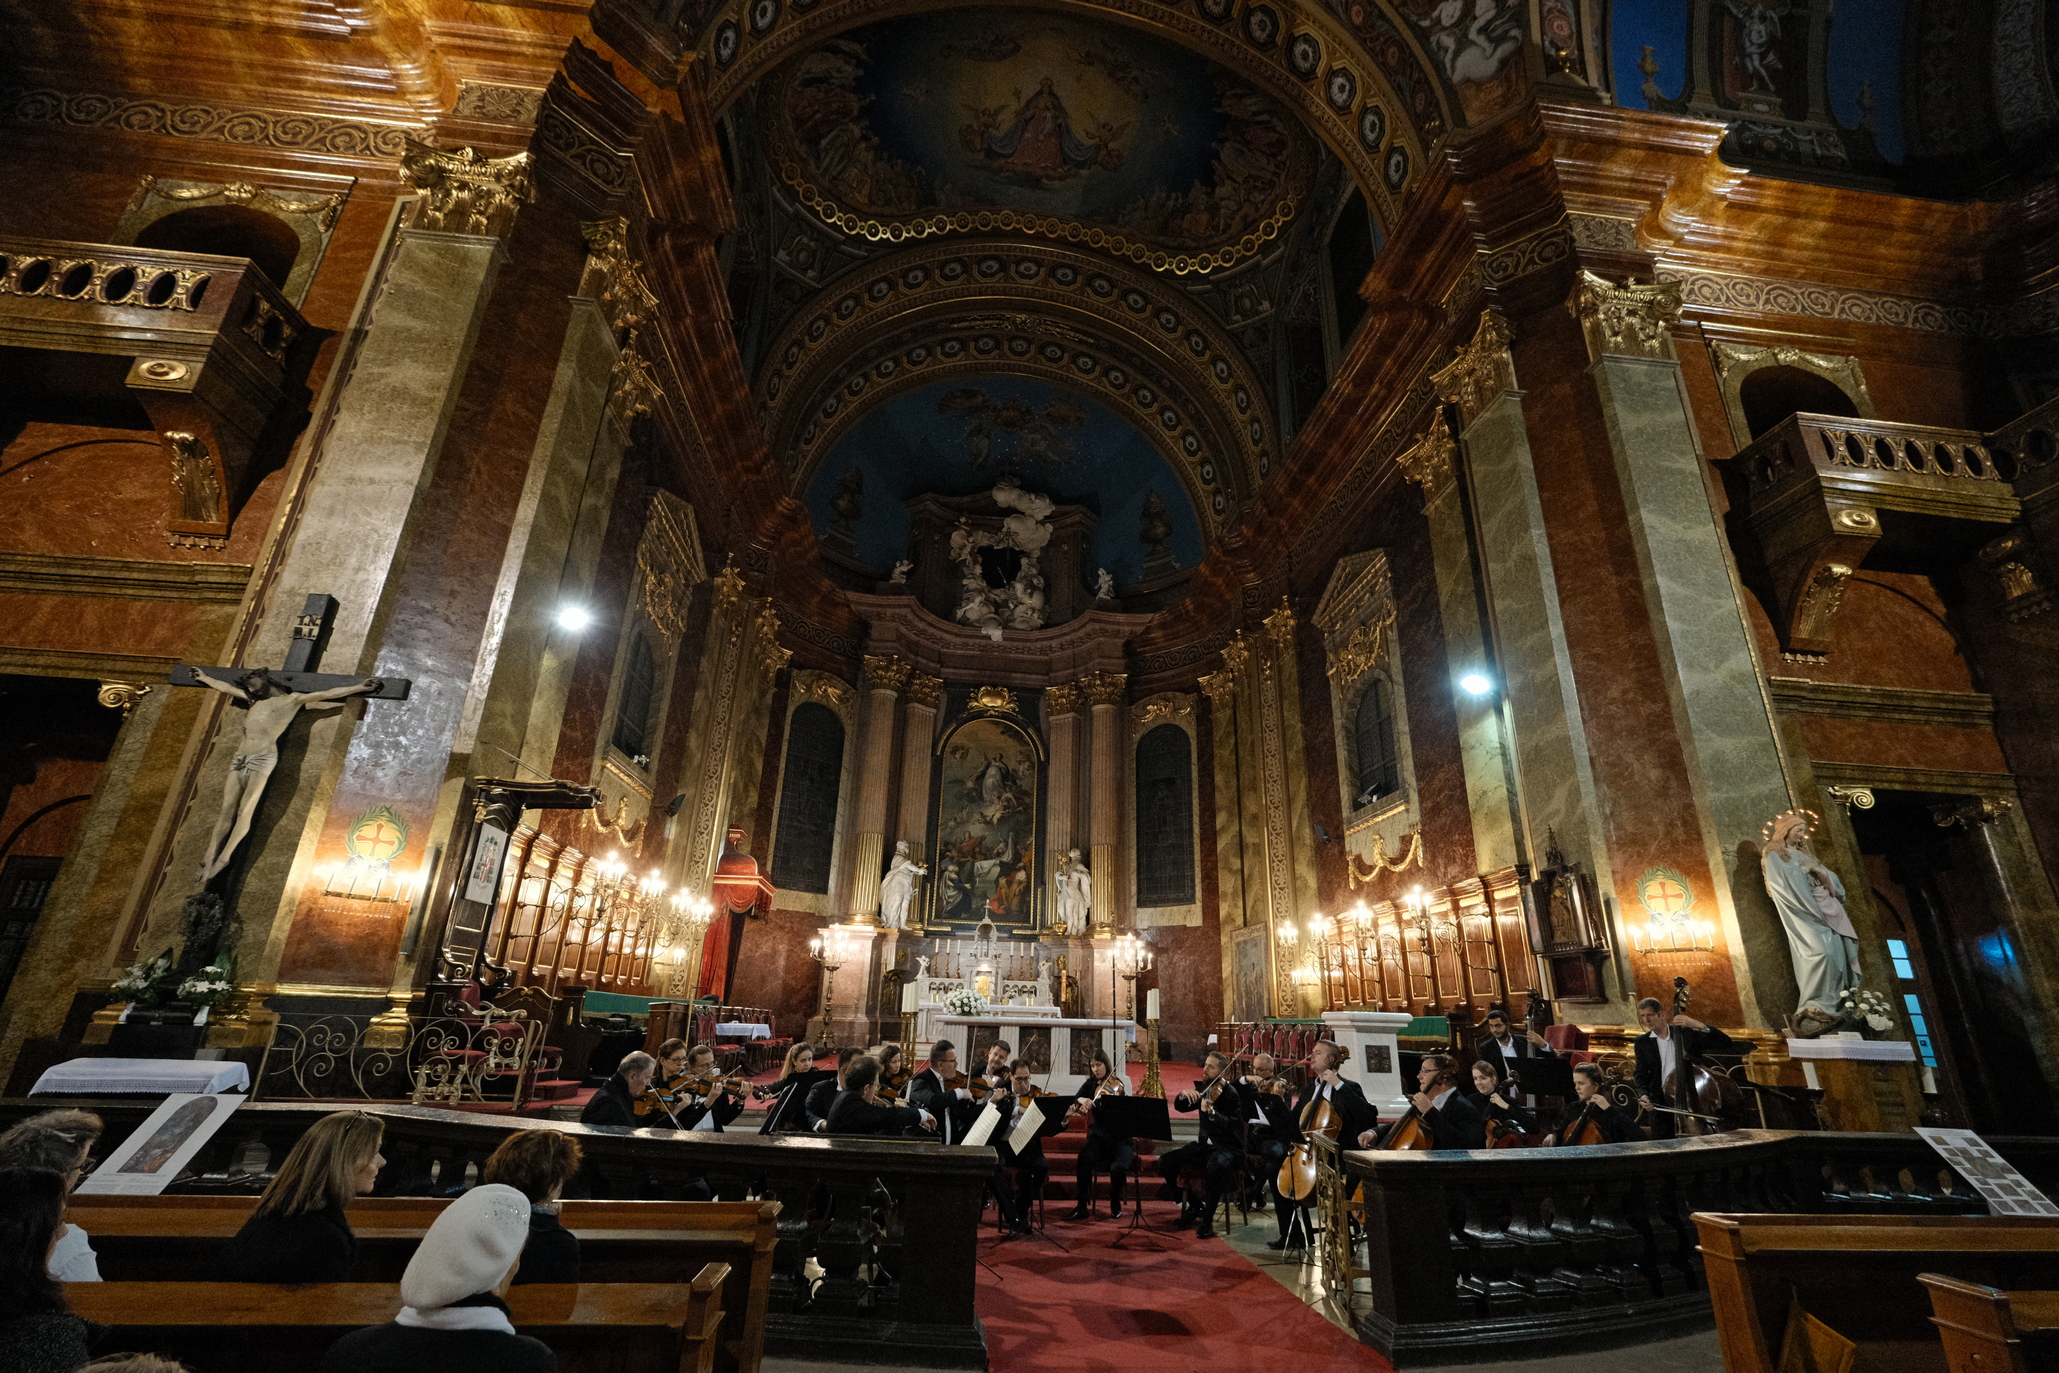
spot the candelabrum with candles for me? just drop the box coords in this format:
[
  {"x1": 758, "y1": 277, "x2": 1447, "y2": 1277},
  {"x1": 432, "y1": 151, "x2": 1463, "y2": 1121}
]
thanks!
[
  {"x1": 1112, "y1": 933, "x2": 1151, "y2": 1061},
  {"x1": 809, "y1": 930, "x2": 844, "y2": 1049},
  {"x1": 1140, "y1": 985, "x2": 1165, "y2": 1097},
  {"x1": 662, "y1": 891, "x2": 714, "y2": 996}
]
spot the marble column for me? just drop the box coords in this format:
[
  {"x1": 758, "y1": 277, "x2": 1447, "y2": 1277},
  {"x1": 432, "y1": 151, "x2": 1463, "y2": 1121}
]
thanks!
[
  {"x1": 1571, "y1": 271, "x2": 1794, "y2": 1025},
  {"x1": 1435, "y1": 312, "x2": 1612, "y2": 905},
  {"x1": 897, "y1": 672, "x2": 942, "y2": 864},
  {"x1": 845, "y1": 655, "x2": 910, "y2": 924},
  {"x1": 1199, "y1": 668, "x2": 1246, "y2": 1010},
  {"x1": 1082, "y1": 671, "x2": 1126, "y2": 936},
  {"x1": 1397, "y1": 421, "x2": 1522, "y2": 875},
  {"x1": 1044, "y1": 683, "x2": 1084, "y2": 931},
  {"x1": 147, "y1": 147, "x2": 532, "y2": 1028},
  {"x1": 1259, "y1": 598, "x2": 1322, "y2": 1015}
]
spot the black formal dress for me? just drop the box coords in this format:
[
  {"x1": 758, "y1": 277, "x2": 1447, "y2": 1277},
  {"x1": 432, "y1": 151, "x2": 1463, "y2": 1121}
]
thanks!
[
  {"x1": 1412, "y1": 1088, "x2": 1487, "y2": 1150},
  {"x1": 757, "y1": 1073, "x2": 821, "y2": 1134},
  {"x1": 824, "y1": 1089, "x2": 925, "y2": 1136},
  {"x1": 213, "y1": 1201, "x2": 358, "y2": 1282},
  {"x1": 1633, "y1": 1023, "x2": 1737, "y2": 1140},
  {"x1": 577, "y1": 1074, "x2": 641, "y2": 1128},
  {"x1": 1551, "y1": 1098, "x2": 1640, "y2": 1145},
  {"x1": 1156, "y1": 1079, "x2": 1250, "y2": 1237},
  {"x1": 1067, "y1": 1077, "x2": 1136, "y2": 1218},
  {"x1": 511, "y1": 1206, "x2": 580, "y2": 1285},
  {"x1": 1469, "y1": 1090, "x2": 1536, "y2": 1139}
]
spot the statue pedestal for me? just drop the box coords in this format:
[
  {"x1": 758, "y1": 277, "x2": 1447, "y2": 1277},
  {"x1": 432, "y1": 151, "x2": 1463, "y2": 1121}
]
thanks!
[
  {"x1": 1322, "y1": 1010, "x2": 1414, "y2": 1115},
  {"x1": 1787, "y1": 1037, "x2": 1923, "y2": 1133}
]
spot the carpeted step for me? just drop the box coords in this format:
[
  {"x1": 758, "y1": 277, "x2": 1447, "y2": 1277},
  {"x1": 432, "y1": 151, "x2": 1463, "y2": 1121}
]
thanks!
[{"x1": 528, "y1": 1078, "x2": 581, "y2": 1102}]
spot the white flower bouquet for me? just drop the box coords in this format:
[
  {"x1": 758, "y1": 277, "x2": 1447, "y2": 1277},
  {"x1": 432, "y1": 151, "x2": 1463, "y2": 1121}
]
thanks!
[
  {"x1": 1837, "y1": 985, "x2": 1895, "y2": 1034},
  {"x1": 177, "y1": 960, "x2": 237, "y2": 1009},
  {"x1": 109, "y1": 951, "x2": 172, "y2": 1005},
  {"x1": 943, "y1": 988, "x2": 991, "y2": 1018}
]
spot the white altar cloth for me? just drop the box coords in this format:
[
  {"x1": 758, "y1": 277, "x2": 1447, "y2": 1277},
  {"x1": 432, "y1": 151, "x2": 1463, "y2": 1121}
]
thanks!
[
  {"x1": 715, "y1": 1022, "x2": 772, "y2": 1040},
  {"x1": 32, "y1": 1057, "x2": 251, "y2": 1096}
]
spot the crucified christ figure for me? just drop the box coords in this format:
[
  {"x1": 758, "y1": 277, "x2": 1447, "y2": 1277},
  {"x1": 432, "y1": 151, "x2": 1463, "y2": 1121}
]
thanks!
[{"x1": 193, "y1": 667, "x2": 382, "y2": 880}]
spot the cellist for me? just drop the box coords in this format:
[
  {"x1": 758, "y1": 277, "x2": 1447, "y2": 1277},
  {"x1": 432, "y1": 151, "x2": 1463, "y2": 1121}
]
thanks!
[
  {"x1": 1545, "y1": 1062, "x2": 1639, "y2": 1145},
  {"x1": 1273, "y1": 1040, "x2": 1380, "y2": 1250},
  {"x1": 1631, "y1": 997, "x2": 1735, "y2": 1140},
  {"x1": 1381, "y1": 1054, "x2": 1486, "y2": 1151}
]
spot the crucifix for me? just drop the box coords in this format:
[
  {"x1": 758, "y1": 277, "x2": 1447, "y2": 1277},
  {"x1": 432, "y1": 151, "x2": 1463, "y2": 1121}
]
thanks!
[{"x1": 169, "y1": 594, "x2": 412, "y2": 881}]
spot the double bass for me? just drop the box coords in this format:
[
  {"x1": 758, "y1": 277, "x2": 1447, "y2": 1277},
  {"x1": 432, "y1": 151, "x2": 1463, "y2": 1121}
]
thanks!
[
  {"x1": 1652, "y1": 976, "x2": 1747, "y2": 1135},
  {"x1": 1277, "y1": 1078, "x2": 1345, "y2": 1198}
]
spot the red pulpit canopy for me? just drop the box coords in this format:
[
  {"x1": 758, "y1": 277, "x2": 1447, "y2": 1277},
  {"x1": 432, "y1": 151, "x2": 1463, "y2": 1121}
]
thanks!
[{"x1": 711, "y1": 826, "x2": 775, "y2": 915}]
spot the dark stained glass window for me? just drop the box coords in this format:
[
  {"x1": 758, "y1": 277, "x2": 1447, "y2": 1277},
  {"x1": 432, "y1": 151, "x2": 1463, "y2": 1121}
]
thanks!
[
  {"x1": 771, "y1": 702, "x2": 845, "y2": 894},
  {"x1": 1354, "y1": 677, "x2": 1400, "y2": 807},
  {"x1": 1135, "y1": 724, "x2": 1195, "y2": 907},
  {"x1": 611, "y1": 632, "x2": 657, "y2": 763}
]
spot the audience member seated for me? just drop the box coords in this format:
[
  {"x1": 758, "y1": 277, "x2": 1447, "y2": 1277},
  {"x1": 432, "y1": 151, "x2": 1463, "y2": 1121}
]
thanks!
[
  {"x1": 807, "y1": 1048, "x2": 863, "y2": 1131},
  {"x1": 0, "y1": 1109, "x2": 105, "y2": 1282},
  {"x1": 80, "y1": 1358, "x2": 191, "y2": 1372},
  {"x1": 213, "y1": 1110, "x2": 385, "y2": 1284},
  {"x1": 579, "y1": 1051, "x2": 654, "y2": 1128},
  {"x1": 0, "y1": 1167, "x2": 100, "y2": 1373},
  {"x1": 826, "y1": 1057, "x2": 934, "y2": 1136},
  {"x1": 481, "y1": 1130, "x2": 584, "y2": 1285},
  {"x1": 319, "y1": 1184, "x2": 554, "y2": 1373}
]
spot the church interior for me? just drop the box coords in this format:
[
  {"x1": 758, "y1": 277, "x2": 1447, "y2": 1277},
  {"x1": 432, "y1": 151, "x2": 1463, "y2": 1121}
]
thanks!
[{"x1": 3, "y1": 0, "x2": 2059, "y2": 1370}]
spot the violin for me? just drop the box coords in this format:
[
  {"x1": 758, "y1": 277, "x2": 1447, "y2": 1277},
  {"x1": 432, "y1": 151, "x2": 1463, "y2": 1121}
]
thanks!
[
  {"x1": 1068, "y1": 1071, "x2": 1126, "y2": 1116},
  {"x1": 942, "y1": 1071, "x2": 995, "y2": 1100},
  {"x1": 674, "y1": 1073, "x2": 749, "y2": 1103}
]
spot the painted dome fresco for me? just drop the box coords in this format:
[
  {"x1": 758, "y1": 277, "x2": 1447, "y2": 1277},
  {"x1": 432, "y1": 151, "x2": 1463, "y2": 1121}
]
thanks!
[{"x1": 767, "y1": 11, "x2": 1318, "y2": 271}]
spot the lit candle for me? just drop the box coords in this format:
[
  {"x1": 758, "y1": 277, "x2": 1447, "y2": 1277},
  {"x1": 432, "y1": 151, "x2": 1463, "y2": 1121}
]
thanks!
[
  {"x1": 1146, "y1": 988, "x2": 1160, "y2": 1021},
  {"x1": 902, "y1": 979, "x2": 919, "y2": 1012}
]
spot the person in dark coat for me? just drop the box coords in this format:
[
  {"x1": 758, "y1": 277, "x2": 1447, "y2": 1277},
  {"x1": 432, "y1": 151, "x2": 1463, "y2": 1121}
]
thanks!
[
  {"x1": 1394, "y1": 1054, "x2": 1486, "y2": 1151},
  {"x1": 806, "y1": 1048, "x2": 864, "y2": 1131},
  {"x1": 578, "y1": 1051, "x2": 656, "y2": 1129},
  {"x1": 0, "y1": 1167, "x2": 101, "y2": 1373},
  {"x1": 992, "y1": 1060, "x2": 1054, "y2": 1234},
  {"x1": 214, "y1": 1110, "x2": 385, "y2": 1283},
  {"x1": 1064, "y1": 1049, "x2": 1136, "y2": 1223},
  {"x1": 758, "y1": 1043, "x2": 826, "y2": 1134},
  {"x1": 1468, "y1": 1059, "x2": 1537, "y2": 1139},
  {"x1": 824, "y1": 1057, "x2": 934, "y2": 1135},
  {"x1": 1276, "y1": 1040, "x2": 1381, "y2": 1249},
  {"x1": 1632, "y1": 997, "x2": 1736, "y2": 1140},
  {"x1": 320, "y1": 1184, "x2": 553, "y2": 1373},
  {"x1": 1156, "y1": 1051, "x2": 1249, "y2": 1239},
  {"x1": 481, "y1": 1128, "x2": 585, "y2": 1285},
  {"x1": 907, "y1": 1040, "x2": 982, "y2": 1145},
  {"x1": 1475, "y1": 1006, "x2": 1556, "y2": 1106},
  {"x1": 1549, "y1": 1063, "x2": 1643, "y2": 1146}
]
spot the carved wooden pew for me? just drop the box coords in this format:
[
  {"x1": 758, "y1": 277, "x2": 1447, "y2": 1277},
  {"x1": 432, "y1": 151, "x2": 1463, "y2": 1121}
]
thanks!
[
  {"x1": 1696, "y1": 1214, "x2": 2059, "y2": 1373},
  {"x1": 69, "y1": 1196, "x2": 776, "y2": 1373},
  {"x1": 1921, "y1": 1274, "x2": 2059, "y2": 1373},
  {"x1": 67, "y1": 1271, "x2": 728, "y2": 1373}
]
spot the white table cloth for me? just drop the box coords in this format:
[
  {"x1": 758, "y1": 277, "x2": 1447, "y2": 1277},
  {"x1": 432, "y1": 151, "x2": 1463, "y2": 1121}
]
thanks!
[
  {"x1": 31, "y1": 1057, "x2": 250, "y2": 1096},
  {"x1": 715, "y1": 1021, "x2": 771, "y2": 1040}
]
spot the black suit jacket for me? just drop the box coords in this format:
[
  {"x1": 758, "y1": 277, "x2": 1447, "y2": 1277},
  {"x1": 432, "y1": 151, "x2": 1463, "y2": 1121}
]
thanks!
[
  {"x1": 995, "y1": 1092, "x2": 1055, "y2": 1168},
  {"x1": 578, "y1": 1075, "x2": 640, "y2": 1129},
  {"x1": 672, "y1": 1089, "x2": 745, "y2": 1132},
  {"x1": 1479, "y1": 1034, "x2": 1554, "y2": 1091},
  {"x1": 1418, "y1": 1089, "x2": 1487, "y2": 1151},
  {"x1": 804, "y1": 1076, "x2": 843, "y2": 1130},
  {"x1": 1288, "y1": 1077, "x2": 1381, "y2": 1147},
  {"x1": 1633, "y1": 1024, "x2": 1736, "y2": 1105},
  {"x1": 511, "y1": 1209, "x2": 580, "y2": 1285},
  {"x1": 826, "y1": 1089, "x2": 925, "y2": 1136},
  {"x1": 1174, "y1": 1079, "x2": 1250, "y2": 1154},
  {"x1": 909, "y1": 1067, "x2": 981, "y2": 1143}
]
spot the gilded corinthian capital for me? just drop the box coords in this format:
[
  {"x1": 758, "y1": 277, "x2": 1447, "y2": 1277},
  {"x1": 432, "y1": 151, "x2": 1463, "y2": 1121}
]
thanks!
[
  {"x1": 1198, "y1": 668, "x2": 1236, "y2": 707},
  {"x1": 1431, "y1": 311, "x2": 1516, "y2": 427},
  {"x1": 903, "y1": 672, "x2": 943, "y2": 709},
  {"x1": 399, "y1": 138, "x2": 532, "y2": 237},
  {"x1": 1568, "y1": 270, "x2": 1683, "y2": 363},
  {"x1": 1396, "y1": 419, "x2": 1458, "y2": 500},
  {"x1": 1045, "y1": 682, "x2": 1085, "y2": 715},
  {"x1": 863, "y1": 654, "x2": 912, "y2": 693},
  {"x1": 1081, "y1": 671, "x2": 1128, "y2": 706}
]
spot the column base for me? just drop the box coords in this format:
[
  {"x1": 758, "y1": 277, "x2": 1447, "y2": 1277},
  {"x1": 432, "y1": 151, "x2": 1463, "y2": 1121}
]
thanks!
[{"x1": 363, "y1": 994, "x2": 414, "y2": 1050}]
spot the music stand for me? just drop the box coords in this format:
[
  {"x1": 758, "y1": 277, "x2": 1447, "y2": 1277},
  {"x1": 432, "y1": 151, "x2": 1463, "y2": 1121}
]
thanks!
[
  {"x1": 1094, "y1": 1095, "x2": 1172, "y2": 1251},
  {"x1": 992, "y1": 1095, "x2": 1075, "y2": 1253},
  {"x1": 1513, "y1": 1056, "x2": 1575, "y2": 1103}
]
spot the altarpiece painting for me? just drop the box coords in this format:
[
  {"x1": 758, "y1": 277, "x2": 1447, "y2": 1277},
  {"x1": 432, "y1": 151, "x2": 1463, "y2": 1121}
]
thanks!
[{"x1": 929, "y1": 714, "x2": 1041, "y2": 930}]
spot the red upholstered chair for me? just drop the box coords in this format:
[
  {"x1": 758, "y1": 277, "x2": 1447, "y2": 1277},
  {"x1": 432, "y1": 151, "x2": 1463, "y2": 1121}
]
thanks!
[{"x1": 1542, "y1": 1024, "x2": 1595, "y2": 1065}]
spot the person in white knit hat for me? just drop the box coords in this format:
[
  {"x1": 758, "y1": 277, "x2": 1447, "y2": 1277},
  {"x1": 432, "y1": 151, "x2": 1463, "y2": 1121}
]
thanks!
[{"x1": 319, "y1": 1183, "x2": 554, "y2": 1372}]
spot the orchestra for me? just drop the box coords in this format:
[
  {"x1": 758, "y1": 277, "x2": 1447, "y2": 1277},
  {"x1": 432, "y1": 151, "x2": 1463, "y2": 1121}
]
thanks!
[
  {"x1": 1156, "y1": 1051, "x2": 1247, "y2": 1239},
  {"x1": 1064, "y1": 1049, "x2": 1134, "y2": 1222}
]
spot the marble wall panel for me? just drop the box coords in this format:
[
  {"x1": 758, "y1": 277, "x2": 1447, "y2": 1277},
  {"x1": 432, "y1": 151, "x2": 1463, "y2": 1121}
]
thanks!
[
  {"x1": 0, "y1": 754, "x2": 102, "y2": 858},
  {"x1": 1749, "y1": 572, "x2": 1979, "y2": 694},
  {"x1": 727, "y1": 906, "x2": 823, "y2": 1041},
  {"x1": 0, "y1": 593, "x2": 205, "y2": 661},
  {"x1": 1147, "y1": 919, "x2": 1223, "y2": 1061},
  {"x1": 1796, "y1": 716, "x2": 2011, "y2": 773}
]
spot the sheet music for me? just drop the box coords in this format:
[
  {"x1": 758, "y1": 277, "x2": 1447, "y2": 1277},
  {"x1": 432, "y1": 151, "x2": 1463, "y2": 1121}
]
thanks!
[
  {"x1": 1008, "y1": 1098, "x2": 1056, "y2": 1154},
  {"x1": 960, "y1": 1100, "x2": 1003, "y2": 1147}
]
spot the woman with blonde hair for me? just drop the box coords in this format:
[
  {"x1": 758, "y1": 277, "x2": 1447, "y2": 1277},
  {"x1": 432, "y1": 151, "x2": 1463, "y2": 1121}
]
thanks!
[
  {"x1": 481, "y1": 1129, "x2": 584, "y2": 1285},
  {"x1": 213, "y1": 1110, "x2": 385, "y2": 1283}
]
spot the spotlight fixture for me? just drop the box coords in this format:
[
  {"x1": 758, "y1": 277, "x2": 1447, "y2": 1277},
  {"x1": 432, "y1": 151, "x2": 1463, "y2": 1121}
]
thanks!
[
  {"x1": 1459, "y1": 672, "x2": 1493, "y2": 696},
  {"x1": 556, "y1": 605, "x2": 593, "y2": 631}
]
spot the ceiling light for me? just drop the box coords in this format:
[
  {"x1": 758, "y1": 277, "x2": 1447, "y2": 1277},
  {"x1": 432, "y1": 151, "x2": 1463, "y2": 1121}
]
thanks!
[
  {"x1": 556, "y1": 605, "x2": 593, "y2": 631},
  {"x1": 1459, "y1": 672, "x2": 1493, "y2": 696}
]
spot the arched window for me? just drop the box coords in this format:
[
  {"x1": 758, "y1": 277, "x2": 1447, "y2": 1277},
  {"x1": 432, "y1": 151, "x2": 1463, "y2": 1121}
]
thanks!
[
  {"x1": 771, "y1": 703, "x2": 845, "y2": 894},
  {"x1": 134, "y1": 206, "x2": 303, "y2": 290},
  {"x1": 1354, "y1": 678, "x2": 1400, "y2": 807},
  {"x1": 1739, "y1": 366, "x2": 1862, "y2": 438},
  {"x1": 1327, "y1": 187, "x2": 1377, "y2": 351},
  {"x1": 610, "y1": 632, "x2": 657, "y2": 762},
  {"x1": 1135, "y1": 724, "x2": 1196, "y2": 907}
]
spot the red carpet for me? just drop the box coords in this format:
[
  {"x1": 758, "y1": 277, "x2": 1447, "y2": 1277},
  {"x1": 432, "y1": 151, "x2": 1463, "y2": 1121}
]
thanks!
[{"x1": 973, "y1": 1213, "x2": 1394, "y2": 1373}]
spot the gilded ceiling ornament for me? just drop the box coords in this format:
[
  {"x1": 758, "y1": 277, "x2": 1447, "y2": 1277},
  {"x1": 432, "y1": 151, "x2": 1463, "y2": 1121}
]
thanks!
[
  {"x1": 132, "y1": 173, "x2": 346, "y2": 231},
  {"x1": 1264, "y1": 596, "x2": 1296, "y2": 649},
  {"x1": 755, "y1": 608, "x2": 792, "y2": 676},
  {"x1": 398, "y1": 139, "x2": 533, "y2": 237},
  {"x1": 1220, "y1": 632, "x2": 1250, "y2": 678},
  {"x1": 968, "y1": 685, "x2": 1019, "y2": 714},
  {"x1": 1044, "y1": 682, "x2": 1085, "y2": 715},
  {"x1": 1131, "y1": 693, "x2": 1194, "y2": 728},
  {"x1": 1395, "y1": 420, "x2": 1456, "y2": 498},
  {"x1": 791, "y1": 669, "x2": 853, "y2": 711},
  {"x1": 579, "y1": 217, "x2": 659, "y2": 338},
  {"x1": 1081, "y1": 672, "x2": 1128, "y2": 706},
  {"x1": 712, "y1": 560, "x2": 747, "y2": 612},
  {"x1": 1324, "y1": 612, "x2": 1394, "y2": 685},
  {"x1": 864, "y1": 655, "x2": 914, "y2": 693},
  {"x1": 1568, "y1": 269, "x2": 1683, "y2": 363},
  {"x1": 2, "y1": 87, "x2": 414, "y2": 157},
  {"x1": 1431, "y1": 310, "x2": 1516, "y2": 426},
  {"x1": 635, "y1": 492, "x2": 704, "y2": 643}
]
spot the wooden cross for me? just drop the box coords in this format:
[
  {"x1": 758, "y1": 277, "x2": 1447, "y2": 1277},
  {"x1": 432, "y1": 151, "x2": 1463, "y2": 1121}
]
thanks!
[{"x1": 167, "y1": 593, "x2": 412, "y2": 700}]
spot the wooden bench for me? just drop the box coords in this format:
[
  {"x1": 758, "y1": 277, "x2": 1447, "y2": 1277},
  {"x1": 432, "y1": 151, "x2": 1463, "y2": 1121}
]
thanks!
[
  {"x1": 1922, "y1": 1275, "x2": 2059, "y2": 1373},
  {"x1": 69, "y1": 1196, "x2": 776, "y2": 1373},
  {"x1": 67, "y1": 1273, "x2": 728, "y2": 1373},
  {"x1": 1696, "y1": 1213, "x2": 2059, "y2": 1373}
]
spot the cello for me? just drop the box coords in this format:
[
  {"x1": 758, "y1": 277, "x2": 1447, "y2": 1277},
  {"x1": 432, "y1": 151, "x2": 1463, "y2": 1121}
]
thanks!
[
  {"x1": 1376, "y1": 1057, "x2": 1460, "y2": 1152},
  {"x1": 1277, "y1": 1076, "x2": 1345, "y2": 1199}
]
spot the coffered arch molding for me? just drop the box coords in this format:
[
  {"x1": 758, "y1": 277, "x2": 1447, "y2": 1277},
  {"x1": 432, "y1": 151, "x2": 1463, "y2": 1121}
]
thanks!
[{"x1": 699, "y1": 0, "x2": 1457, "y2": 231}]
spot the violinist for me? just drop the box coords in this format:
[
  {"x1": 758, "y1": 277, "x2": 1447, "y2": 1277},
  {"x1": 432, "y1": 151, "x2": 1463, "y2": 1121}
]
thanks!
[
  {"x1": 1383, "y1": 1054, "x2": 1484, "y2": 1151},
  {"x1": 578, "y1": 1050, "x2": 655, "y2": 1128},
  {"x1": 876, "y1": 1043, "x2": 911, "y2": 1099},
  {"x1": 1546, "y1": 1062, "x2": 1639, "y2": 1145},
  {"x1": 1064, "y1": 1049, "x2": 1134, "y2": 1222},
  {"x1": 758, "y1": 1042, "x2": 822, "y2": 1134},
  {"x1": 908, "y1": 1040, "x2": 982, "y2": 1145},
  {"x1": 980, "y1": 1039, "x2": 1014, "y2": 1083},
  {"x1": 994, "y1": 1060, "x2": 1051, "y2": 1234},
  {"x1": 825, "y1": 1056, "x2": 937, "y2": 1136},
  {"x1": 807, "y1": 1048, "x2": 864, "y2": 1131},
  {"x1": 1244, "y1": 1053, "x2": 1299, "y2": 1248},
  {"x1": 1632, "y1": 997, "x2": 1735, "y2": 1139},
  {"x1": 669, "y1": 1043, "x2": 747, "y2": 1133},
  {"x1": 1155, "y1": 1050, "x2": 1248, "y2": 1240},
  {"x1": 1468, "y1": 1059, "x2": 1535, "y2": 1139}
]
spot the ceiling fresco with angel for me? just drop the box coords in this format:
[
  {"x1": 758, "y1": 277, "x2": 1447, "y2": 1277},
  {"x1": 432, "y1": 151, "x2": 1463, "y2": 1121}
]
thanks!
[{"x1": 769, "y1": 11, "x2": 1316, "y2": 261}]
